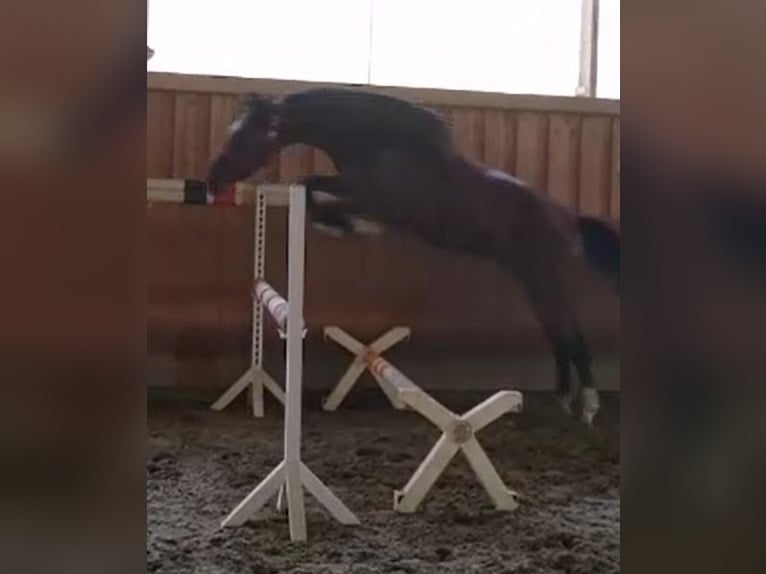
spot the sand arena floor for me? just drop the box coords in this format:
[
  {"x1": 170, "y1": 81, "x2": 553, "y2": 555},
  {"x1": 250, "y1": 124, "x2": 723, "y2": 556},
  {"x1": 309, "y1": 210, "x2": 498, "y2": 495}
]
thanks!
[{"x1": 148, "y1": 391, "x2": 619, "y2": 573}]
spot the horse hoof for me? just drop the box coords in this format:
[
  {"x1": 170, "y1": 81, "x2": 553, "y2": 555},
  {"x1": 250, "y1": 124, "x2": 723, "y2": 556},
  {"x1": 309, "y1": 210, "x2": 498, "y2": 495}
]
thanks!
[
  {"x1": 580, "y1": 413, "x2": 596, "y2": 427},
  {"x1": 580, "y1": 388, "x2": 600, "y2": 426}
]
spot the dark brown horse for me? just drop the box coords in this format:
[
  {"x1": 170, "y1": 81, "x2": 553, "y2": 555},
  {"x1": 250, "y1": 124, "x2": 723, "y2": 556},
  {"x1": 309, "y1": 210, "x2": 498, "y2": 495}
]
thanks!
[{"x1": 207, "y1": 88, "x2": 620, "y2": 424}]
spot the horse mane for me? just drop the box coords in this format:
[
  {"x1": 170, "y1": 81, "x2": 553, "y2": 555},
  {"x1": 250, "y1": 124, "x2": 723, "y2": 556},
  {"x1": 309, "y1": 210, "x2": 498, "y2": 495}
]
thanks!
[
  {"x1": 279, "y1": 87, "x2": 455, "y2": 153},
  {"x1": 238, "y1": 93, "x2": 279, "y2": 129}
]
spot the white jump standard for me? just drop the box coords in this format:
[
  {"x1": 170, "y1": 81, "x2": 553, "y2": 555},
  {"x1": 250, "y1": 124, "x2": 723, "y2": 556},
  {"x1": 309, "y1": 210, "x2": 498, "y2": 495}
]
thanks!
[
  {"x1": 323, "y1": 326, "x2": 411, "y2": 411},
  {"x1": 218, "y1": 185, "x2": 359, "y2": 542}
]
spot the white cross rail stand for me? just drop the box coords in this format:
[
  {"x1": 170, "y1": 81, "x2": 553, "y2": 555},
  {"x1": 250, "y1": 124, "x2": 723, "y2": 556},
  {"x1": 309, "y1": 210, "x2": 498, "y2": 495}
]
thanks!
[
  {"x1": 220, "y1": 185, "x2": 359, "y2": 541},
  {"x1": 360, "y1": 347, "x2": 523, "y2": 513},
  {"x1": 322, "y1": 326, "x2": 411, "y2": 411}
]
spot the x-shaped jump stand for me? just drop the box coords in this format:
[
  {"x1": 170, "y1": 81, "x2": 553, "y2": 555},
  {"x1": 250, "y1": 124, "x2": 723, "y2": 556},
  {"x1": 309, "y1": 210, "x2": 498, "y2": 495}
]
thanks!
[
  {"x1": 324, "y1": 326, "x2": 523, "y2": 513},
  {"x1": 322, "y1": 326, "x2": 411, "y2": 411},
  {"x1": 391, "y1": 385, "x2": 523, "y2": 513}
]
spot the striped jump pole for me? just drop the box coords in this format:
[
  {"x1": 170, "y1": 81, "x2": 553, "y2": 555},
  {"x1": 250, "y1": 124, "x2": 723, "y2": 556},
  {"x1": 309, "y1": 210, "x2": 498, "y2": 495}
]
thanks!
[
  {"x1": 211, "y1": 276, "x2": 309, "y2": 417},
  {"x1": 252, "y1": 279, "x2": 306, "y2": 339},
  {"x1": 324, "y1": 326, "x2": 524, "y2": 514},
  {"x1": 147, "y1": 178, "x2": 328, "y2": 207}
]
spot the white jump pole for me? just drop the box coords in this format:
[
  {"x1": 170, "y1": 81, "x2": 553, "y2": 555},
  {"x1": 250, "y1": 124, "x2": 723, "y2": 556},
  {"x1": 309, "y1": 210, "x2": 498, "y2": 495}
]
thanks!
[
  {"x1": 221, "y1": 185, "x2": 359, "y2": 542},
  {"x1": 283, "y1": 183, "x2": 307, "y2": 538}
]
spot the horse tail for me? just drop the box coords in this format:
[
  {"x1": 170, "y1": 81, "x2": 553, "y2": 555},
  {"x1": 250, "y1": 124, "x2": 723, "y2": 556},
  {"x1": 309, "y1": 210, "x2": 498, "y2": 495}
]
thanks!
[{"x1": 576, "y1": 215, "x2": 621, "y2": 291}]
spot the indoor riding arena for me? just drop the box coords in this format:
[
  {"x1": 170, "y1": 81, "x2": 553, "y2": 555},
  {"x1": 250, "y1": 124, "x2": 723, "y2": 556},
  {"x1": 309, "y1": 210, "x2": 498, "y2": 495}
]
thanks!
[
  {"x1": 146, "y1": 71, "x2": 620, "y2": 573},
  {"x1": 147, "y1": 0, "x2": 620, "y2": 564}
]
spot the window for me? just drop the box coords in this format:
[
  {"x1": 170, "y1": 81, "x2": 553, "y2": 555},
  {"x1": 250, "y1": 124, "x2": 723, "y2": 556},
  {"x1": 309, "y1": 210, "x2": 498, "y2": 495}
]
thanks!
[
  {"x1": 597, "y1": 0, "x2": 620, "y2": 99},
  {"x1": 148, "y1": 0, "x2": 618, "y2": 99},
  {"x1": 369, "y1": 0, "x2": 581, "y2": 96},
  {"x1": 148, "y1": 0, "x2": 372, "y2": 83}
]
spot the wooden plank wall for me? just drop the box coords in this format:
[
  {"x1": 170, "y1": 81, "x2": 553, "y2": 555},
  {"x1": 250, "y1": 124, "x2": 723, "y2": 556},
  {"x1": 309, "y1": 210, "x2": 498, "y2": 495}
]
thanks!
[
  {"x1": 148, "y1": 75, "x2": 620, "y2": 220},
  {"x1": 147, "y1": 73, "x2": 620, "y2": 388}
]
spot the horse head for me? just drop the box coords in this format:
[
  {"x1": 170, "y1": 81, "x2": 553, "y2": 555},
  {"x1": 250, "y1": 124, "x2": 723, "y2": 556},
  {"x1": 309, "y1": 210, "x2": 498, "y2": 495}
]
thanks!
[{"x1": 206, "y1": 93, "x2": 281, "y2": 188}]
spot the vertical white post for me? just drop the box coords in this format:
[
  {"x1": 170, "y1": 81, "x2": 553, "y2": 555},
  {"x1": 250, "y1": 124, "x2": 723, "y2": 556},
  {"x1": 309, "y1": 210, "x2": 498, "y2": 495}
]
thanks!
[
  {"x1": 250, "y1": 189, "x2": 267, "y2": 416},
  {"x1": 284, "y1": 184, "x2": 307, "y2": 541},
  {"x1": 220, "y1": 183, "x2": 358, "y2": 540}
]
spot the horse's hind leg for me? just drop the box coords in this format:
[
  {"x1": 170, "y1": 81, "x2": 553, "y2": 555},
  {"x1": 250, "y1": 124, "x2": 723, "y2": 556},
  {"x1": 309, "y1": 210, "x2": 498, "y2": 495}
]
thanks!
[
  {"x1": 302, "y1": 175, "x2": 383, "y2": 237},
  {"x1": 552, "y1": 338, "x2": 576, "y2": 414},
  {"x1": 571, "y1": 326, "x2": 600, "y2": 425},
  {"x1": 521, "y1": 277, "x2": 599, "y2": 423},
  {"x1": 524, "y1": 291, "x2": 581, "y2": 417}
]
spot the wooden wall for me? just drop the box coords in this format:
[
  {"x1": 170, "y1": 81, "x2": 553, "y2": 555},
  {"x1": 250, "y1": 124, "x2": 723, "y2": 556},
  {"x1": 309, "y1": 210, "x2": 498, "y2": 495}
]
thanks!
[
  {"x1": 148, "y1": 73, "x2": 620, "y2": 220},
  {"x1": 147, "y1": 73, "x2": 620, "y2": 387}
]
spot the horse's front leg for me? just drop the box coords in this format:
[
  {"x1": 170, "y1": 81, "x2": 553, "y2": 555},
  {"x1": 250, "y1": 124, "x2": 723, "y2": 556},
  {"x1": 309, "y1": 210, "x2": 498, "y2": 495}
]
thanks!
[
  {"x1": 303, "y1": 175, "x2": 348, "y2": 202},
  {"x1": 302, "y1": 175, "x2": 384, "y2": 237},
  {"x1": 302, "y1": 175, "x2": 355, "y2": 237}
]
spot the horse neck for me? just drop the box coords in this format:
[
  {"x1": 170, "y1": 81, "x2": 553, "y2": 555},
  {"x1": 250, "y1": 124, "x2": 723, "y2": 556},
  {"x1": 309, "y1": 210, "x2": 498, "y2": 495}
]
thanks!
[{"x1": 276, "y1": 129, "x2": 349, "y2": 171}]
